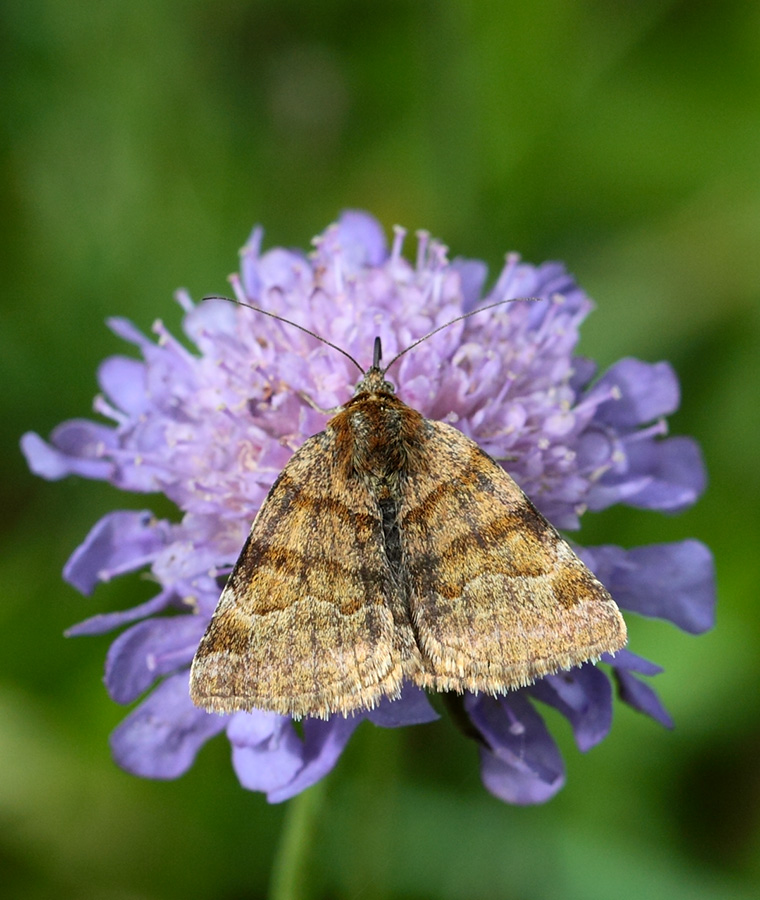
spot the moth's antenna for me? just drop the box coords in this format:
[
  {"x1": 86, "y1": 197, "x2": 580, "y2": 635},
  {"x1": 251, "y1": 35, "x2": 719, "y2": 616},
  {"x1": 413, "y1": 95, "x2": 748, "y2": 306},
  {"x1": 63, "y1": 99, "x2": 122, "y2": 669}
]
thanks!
[
  {"x1": 381, "y1": 296, "x2": 544, "y2": 375},
  {"x1": 203, "y1": 295, "x2": 365, "y2": 375}
]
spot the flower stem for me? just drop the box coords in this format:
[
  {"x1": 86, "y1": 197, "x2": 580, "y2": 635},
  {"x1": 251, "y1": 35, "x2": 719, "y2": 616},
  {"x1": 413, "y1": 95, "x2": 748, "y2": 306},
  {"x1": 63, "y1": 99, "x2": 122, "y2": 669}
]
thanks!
[{"x1": 268, "y1": 780, "x2": 327, "y2": 900}]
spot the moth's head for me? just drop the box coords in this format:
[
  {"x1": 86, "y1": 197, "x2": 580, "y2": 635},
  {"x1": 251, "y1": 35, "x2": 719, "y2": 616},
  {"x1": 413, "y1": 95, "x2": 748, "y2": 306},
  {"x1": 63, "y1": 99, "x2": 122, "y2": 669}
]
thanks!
[{"x1": 354, "y1": 368, "x2": 396, "y2": 397}]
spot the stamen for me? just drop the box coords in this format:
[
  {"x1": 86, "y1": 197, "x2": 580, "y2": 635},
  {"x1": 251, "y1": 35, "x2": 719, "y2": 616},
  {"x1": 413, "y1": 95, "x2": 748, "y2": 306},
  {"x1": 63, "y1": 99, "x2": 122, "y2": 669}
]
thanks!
[
  {"x1": 622, "y1": 419, "x2": 669, "y2": 444},
  {"x1": 391, "y1": 225, "x2": 406, "y2": 262},
  {"x1": 174, "y1": 289, "x2": 195, "y2": 313},
  {"x1": 151, "y1": 321, "x2": 196, "y2": 363},
  {"x1": 415, "y1": 229, "x2": 430, "y2": 271},
  {"x1": 93, "y1": 395, "x2": 129, "y2": 425}
]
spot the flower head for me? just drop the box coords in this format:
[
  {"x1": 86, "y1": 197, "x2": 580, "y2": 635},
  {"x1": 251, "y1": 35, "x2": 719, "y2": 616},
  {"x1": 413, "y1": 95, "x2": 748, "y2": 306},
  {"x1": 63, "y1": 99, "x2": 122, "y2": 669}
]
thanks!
[{"x1": 21, "y1": 211, "x2": 715, "y2": 804}]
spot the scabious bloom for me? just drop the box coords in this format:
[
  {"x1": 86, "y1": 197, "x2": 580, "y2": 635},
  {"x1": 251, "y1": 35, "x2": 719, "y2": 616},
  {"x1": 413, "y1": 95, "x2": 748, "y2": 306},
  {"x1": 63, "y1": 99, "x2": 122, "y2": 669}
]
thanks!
[{"x1": 21, "y1": 212, "x2": 715, "y2": 804}]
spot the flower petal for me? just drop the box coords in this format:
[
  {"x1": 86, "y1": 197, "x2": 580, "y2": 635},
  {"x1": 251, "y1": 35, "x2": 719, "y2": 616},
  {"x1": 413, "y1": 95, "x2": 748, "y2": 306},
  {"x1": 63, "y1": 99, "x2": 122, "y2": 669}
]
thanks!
[
  {"x1": 365, "y1": 684, "x2": 439, "y2": 728},
  {"x1": 603, "y1": 648, "x2": 664, "y2": 676},
  {"x1": 105, "y1": 616, "x2": 207, "y2": 704},
  {"x1": 227, "y1": 708, "x2": 283, "y2": 746},
  {"x1": 265, "y1": 717, "x2": 361, "y2": 804},
  {"x1": 582, "y1": 541, "x2": 716, "y2": 633},
  {"x1": 613, "y1": 668, "x2": 674, "y2": 728},
  {"x1": 21, "y1": 425, "x2": 115, "y2": 481},
  {"x1": 452, "y1": 258, "x2": 489, "y2": 311},
  {"x1": 488, "y1": 256, "x2": 587, "y2": 316},
  {"x1": 65, "y1": 589, "x2": 175, "y2": 636},
  {"x1": 466, "y1": 693, "x2": 565, "y2": 805},
  {"x1": 591, "y1": 358, "x2": 680, "y2": 427},
  {"x1": 336, "y1": 209, "x2": 388, "y2": 267},
  {"x1": 63, "y1": 510, "x2": 168, "y2": 594},
  {"x1": 251, "y1": 247, "x2": 311, "y2": 296},
  {"x1": 529, "y1": 663, "x2": 612, "y2": 751},
  {"x1": 97, "y1": 356, "x2": 149, "y2": 415},
  {"x1": 624, "y1": 437, "x2": 707, "y2": 511},
  {"x1": 590, "y1": 437, "x2": 707, "y2": 512},
  {"x1": 569, "y1": 356, "x2": 597, "y2": 393},
  {"x1": 231, "y1": 715, "x2": 305, "y2": 794},
  {"x1": 110, "y1": 672, "x2": 226, "y2": 779},
  {"x1": 182, "y1": 295, "x2": 238, "y2": 348}
]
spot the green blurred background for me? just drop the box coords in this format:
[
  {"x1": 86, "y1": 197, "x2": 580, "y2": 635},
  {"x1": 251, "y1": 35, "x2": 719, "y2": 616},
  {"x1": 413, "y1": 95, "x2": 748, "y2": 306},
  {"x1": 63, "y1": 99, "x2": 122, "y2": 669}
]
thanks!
[{"x1": 2, "y1": 1, "x2": 759, "y2": 898}]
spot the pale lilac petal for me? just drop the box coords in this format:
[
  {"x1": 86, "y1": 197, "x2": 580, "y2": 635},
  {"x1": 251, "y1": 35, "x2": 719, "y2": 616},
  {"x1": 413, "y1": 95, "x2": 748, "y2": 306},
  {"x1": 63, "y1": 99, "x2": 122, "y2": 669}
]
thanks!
[
  {"x1": 604, "y1": 650, "x2": 672, "y2": 727},
  {"x1": 591, "y1": 359, "x2": 680, "y2": 427},
  {"x1": 623, "y1": 437, "x2": 707, "y2": 511},
  {"x1": 467, "y1": 694, "x2": 565, "y2": 805},
  {"x1": 232, "y1": 738, "x2": 305, "y2": 795},
  {"x1": 239, "y1": 226, "x2": 264, "y2": 299},
  {"x1": 252, "y1": 247, "x2": 311, "y2": 295},
  {"x1": 529, "y1": 261, "x2": 586, "y2": 308},
  {"x1": 21, "y1": 426, "x2": 115, "y2": 481},
  {"x1": 105, "y1": 616, "x2": 206, "y2": 704},
  {"x1": 487, "y1": 257, "x2": 586, "y2": 315},
  {"x1": 590, "y1": 437, "x2": 706, "y2": 512},
  {"x1": 479, "y1": 746, "x2": 565, "y2": 806},
  {"x1": 584, "y1": 474, "x2": 653, "y2": 510},
  {"x1": 529, "y1": 663, "x2": 612, "y2": 751},
  {"x1": 573, "y1": 429, "x2": 614, "y2": 472},
  {"x1": 231, "y1": 715, "x2": 305, "y2": 794},
  {"x1": 569, "y1": 356, "x2": 597, "y2": 393},
  {"x1": 614, "y1": 668, "x2": 674, "y2": 728},
  {"x1": 65, "y1": 589, "x2": 175, "y2": 636},
  {"x1": 110, "y1": 672, "x2": 227, "y2": 778},
  {"x1": 336, "y1": 209, "x2": 388, "y2": 267},
  {"x1": 451, "y1": 258, "x2": 488, "y2": 310},
  {"x1": 227, "y1": 709, "x2": 282, "y2": 746},
  {"x1": 603, "y1": 648, "x2": 664, "y2": 676},
  {"x1": 63, "y1": 511, "x2": 168, "y2": 594},
  {"x1": 366, "y1": 684, "x2": 439, "y2": 728},
  {"x1": 582, "y1": 541, "x2": 716, "y2": 633},
  {"x1": 266, "y1": 717, "x2": 362, "y2": 804},
  {"x1": 182, "y1": 296, "x2": 238, "y2": 347},
  {"x1": 97, "y1": 356, "x2": 149, "y2": 415}
]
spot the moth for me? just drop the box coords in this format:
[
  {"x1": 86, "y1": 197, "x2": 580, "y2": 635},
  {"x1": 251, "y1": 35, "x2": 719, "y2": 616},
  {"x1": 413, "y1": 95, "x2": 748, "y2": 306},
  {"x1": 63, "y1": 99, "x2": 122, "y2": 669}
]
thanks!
[{"x1": 190, "y1": 305, "x2": 627, "y2": 719}]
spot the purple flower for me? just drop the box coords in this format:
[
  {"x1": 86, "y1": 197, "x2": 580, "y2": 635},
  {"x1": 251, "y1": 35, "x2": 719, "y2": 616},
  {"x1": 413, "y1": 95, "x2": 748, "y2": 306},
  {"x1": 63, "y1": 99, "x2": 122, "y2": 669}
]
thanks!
[{"x1": 21, "y1": 211, "x2": 715, "y2": 805}]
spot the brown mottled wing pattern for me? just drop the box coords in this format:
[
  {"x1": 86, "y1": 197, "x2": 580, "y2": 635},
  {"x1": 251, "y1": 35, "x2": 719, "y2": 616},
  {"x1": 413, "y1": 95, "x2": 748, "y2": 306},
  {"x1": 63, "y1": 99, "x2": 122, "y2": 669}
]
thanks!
[
  {"x1": 190, "y1": 429, "x2": 408, "y2": 719},
  {"x1": 402, "y1": 420, "x2": 627, "y2": 694}
]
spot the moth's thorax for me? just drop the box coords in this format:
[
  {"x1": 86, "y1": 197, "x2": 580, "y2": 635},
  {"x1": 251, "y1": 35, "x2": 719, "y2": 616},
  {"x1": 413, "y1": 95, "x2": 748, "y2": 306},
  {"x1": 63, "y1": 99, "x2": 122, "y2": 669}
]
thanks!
[{"x1": 328, "y1": 367, "x2": 426, "y2": 481}]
